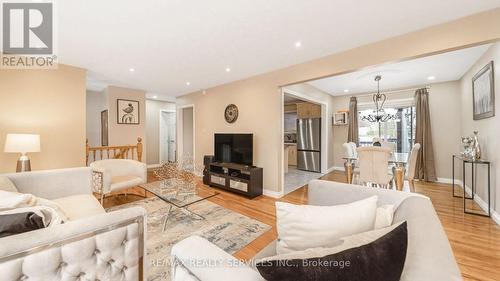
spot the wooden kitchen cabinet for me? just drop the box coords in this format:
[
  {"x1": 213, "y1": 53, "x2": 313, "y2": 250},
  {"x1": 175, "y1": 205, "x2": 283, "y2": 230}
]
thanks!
[
  {"x1": 288, "y1": 145, "x2": 297, "y2": 166},
  {"x1": 297, "y1": 102, "x2": 321, "y2": 118},
  {"x1": 284, "y1": 103, "x2": 297, "y2": 113}
]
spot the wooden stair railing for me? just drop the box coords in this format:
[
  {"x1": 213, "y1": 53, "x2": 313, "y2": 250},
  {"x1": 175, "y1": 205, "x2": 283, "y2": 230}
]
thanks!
[{"x1": 86, "y1": 137, "x2": 143, "y2": 166}]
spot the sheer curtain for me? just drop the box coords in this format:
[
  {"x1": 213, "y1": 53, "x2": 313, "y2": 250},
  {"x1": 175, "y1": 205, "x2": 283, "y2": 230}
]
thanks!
[
  {"x1": 347, "y1": 97, "x2": 359, "y2": 145},
  {"x1": 415, "y1": 88, "x2": 437, "y2": 182}
]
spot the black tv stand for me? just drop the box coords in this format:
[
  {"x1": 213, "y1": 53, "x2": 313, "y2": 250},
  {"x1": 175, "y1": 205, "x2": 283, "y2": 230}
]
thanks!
[{"x1": 207, "y1": 162, "x2": 263, "y2": 198}]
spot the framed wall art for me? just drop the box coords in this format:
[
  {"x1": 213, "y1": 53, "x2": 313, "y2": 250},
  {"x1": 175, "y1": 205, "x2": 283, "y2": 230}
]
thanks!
[
  {"x1": 117, "y1": 99, "x2": 140, "y2": 124},
  {"x1": 472, "y1": 61, "x2": 495, "y2": 120}
]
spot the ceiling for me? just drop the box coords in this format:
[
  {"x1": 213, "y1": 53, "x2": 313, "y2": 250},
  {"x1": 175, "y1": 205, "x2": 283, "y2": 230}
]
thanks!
[
  {"x1": 57, "y1": 1, "x2": 500, "y2": 100},
  {"x1": 307, "y1": 44, "x2": 491, "y2": 96},
  {"x1": 284, "y1": 95, "x2": 306, "y2": 104}
]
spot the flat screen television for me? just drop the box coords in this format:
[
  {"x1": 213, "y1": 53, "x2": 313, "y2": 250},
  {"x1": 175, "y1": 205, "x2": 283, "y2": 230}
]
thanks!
[{"x1": 214, "y1": 133, "x2": 253, "y2": 166}]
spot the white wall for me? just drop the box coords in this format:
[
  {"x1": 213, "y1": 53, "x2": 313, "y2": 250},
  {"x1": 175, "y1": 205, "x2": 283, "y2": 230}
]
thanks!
[
  {"x1": 146, "y1": 99, "x2": 176, "y2": 165},
  {"x1": 182, "y1": 107, "x2": 194, "y2": 158},
  {"x1": 86, "y1": 90, "x2": 108, "y2": 147},
  {"x1": 106, "y1": 86, "x2": 146, "y2": 162},
  {"x1": 331, "y1": 95, "x2": 351, "y2": 169},
  {"x1": 459, "y1": 43, "x2": 500, "y2": 215},
  {"x1": 428, "y1": 81, "x2": 462, "y2": 180},
  {"x1": 0, "y1": 65, "x2": 87, "y2": 173}
]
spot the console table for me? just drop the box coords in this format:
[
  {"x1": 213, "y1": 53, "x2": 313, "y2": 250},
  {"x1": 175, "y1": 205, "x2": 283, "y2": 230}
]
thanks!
[{"x1": 451, "y1": 154, "x2": 491, "y2": 217}]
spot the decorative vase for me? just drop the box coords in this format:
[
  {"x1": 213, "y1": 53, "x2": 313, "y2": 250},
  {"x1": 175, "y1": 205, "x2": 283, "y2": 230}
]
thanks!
[{"x1": 473, "y1": 131, "x2": 481, "y2": 160}]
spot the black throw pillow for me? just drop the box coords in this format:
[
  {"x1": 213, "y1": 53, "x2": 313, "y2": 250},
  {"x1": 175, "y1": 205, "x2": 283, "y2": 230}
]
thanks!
[
  {"x1": 0, "y1": 212, "x2": 45, "y2": 238},
  {"x1": 256, "y1": 222, "x2": 408, "y2": 281}
]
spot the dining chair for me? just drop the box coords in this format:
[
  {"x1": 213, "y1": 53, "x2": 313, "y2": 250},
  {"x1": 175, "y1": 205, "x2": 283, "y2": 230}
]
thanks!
[
  {"x1": 381, "y1": 141, "x2": 397, "y2": 153},
  {"x1": 348, "y1": 142, "x2": 357, "y2": 158},
  {"x1": 342, "y1": 142, "x2": 355, "y2": 158},
  {"x1": 372, "y1": 137, "x2": 382, "y2": 146},
  {"x1": 357, "y1": 146, "x2": 393, "y2": 188},
  {"x1": 406, "y1": 143, "x2": 421, "y2": 192},
  {"x1": 343, "y1": 142, "x2": 359, "y2": 183}
]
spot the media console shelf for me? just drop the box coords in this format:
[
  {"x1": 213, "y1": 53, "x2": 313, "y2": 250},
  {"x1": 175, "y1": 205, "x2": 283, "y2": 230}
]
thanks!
[{"x1": 207, "y1": 162, "x2": 263, "y2": 198}]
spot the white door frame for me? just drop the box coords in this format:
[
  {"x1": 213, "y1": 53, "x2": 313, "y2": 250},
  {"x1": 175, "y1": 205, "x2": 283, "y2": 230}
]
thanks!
[
  {"x1": 159, "y1": 109, "x2": 176, "y2": 164},
  {"x1": 177, "y1": 104, "x2": 196, "y2": 164},
  {"x1": 280, "y1": 88, "x2": 329, "y2": 196}
]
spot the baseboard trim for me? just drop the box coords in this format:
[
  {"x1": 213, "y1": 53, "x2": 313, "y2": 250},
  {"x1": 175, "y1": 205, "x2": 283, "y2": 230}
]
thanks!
[
  {"x1": 407, "y1": 178, "x2": 499, "y2": 225},
  {"x1": 436, "y1": 177, "x2": 454, "y2": 184},
  {"x1": 327, "y1": 166, "x2": 344, "y2": 173},
  {"x1": 462, "y1": 184, "x2": 500, "y2": 226},
  {"x1": 325, "y1": 166, "x2": 335, "y2": 173},
  {"x1": 447, "y1": 180, "x2": 500, "y2": 226},
  {"x1": 263, "y1": 189, "x2": 284, "y2": 198},
  {"x1": 147, "y1": 164, "x2": 161, "y2": 169}
]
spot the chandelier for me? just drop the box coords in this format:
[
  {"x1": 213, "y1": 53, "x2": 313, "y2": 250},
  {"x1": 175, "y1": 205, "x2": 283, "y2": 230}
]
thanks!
[{"x1": 360, "y1": 75, "x2": 398, "y2": 123}]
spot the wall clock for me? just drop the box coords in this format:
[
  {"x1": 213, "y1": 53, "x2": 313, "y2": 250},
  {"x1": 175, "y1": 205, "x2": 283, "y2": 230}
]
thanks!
[{"x1": 224, "y1": 104, "x2": 239, "y2": 123}]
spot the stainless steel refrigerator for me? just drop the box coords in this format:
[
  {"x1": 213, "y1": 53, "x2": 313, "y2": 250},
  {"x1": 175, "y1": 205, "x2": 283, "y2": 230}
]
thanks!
[{"x1": 297, "y1": 118, "x2": 321, "y2": 172}]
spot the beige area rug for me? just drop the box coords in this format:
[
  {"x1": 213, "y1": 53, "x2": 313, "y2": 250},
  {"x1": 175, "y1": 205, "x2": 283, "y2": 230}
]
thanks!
[{"x1": 108, "y1": 197, "x2": 271, "y2": 281}]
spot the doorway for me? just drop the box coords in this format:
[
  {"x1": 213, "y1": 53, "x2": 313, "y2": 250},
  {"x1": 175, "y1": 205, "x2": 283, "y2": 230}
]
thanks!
[
  {"x1": 159, "y1": 110, "x2": 176, "y2": 163},
  {"x1": 281, "y1": 89, "x2": 328, "y2": 195}
]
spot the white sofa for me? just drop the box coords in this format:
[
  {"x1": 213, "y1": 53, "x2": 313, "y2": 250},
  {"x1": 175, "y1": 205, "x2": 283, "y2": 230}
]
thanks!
[
  {"x1": 0, "y1": 167, "x2": 147, "y2": 281},
  {"x1": 171, "y1": 180, "x2": 462, "y2": 281}
]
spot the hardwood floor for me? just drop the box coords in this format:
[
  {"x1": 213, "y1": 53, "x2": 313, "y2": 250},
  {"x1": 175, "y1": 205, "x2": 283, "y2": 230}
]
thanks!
[{"x1": 105, "y1": 170, "x2": 500, "y2": 281}]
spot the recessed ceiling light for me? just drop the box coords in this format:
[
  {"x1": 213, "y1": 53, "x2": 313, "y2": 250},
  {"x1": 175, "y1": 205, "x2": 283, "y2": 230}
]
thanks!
[
  {"x1": 427, "y1": 76, "x2": 436, "y2": 80},
  {"x1": 152, "y1": 95, "x2": 157, "y2": 99},
  {"x1": 344, "y1": 89, "x2": 349, "y2": 93},
  {"x1": 186, "y1": 82, "x2": 191, "y2": 86},
  {"x1": 225, "y1": 67, "x2": 231, "y2": 72},
  {"x1": 129, "y1": 68, "x2": 135, "y2": 72},
  {"x1": 295, "y1": 41, "x2": 302, "y2": 48}
]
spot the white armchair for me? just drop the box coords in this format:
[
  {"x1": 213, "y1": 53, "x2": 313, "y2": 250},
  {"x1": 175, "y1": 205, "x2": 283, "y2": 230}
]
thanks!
[{"x1": 90, "y1": 159, "x2": 147, "y2": 204}]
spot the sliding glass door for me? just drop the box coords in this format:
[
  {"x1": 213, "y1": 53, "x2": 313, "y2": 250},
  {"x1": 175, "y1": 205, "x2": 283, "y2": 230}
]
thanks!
[{"x1": 358, "y1": 106, "x2": 416, "y2": 153}]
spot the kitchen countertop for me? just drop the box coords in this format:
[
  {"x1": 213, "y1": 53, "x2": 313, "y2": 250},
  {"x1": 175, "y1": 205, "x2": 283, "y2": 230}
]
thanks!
[{"x1": 284, "y1": 142, "x2": 297, "y2": 146}]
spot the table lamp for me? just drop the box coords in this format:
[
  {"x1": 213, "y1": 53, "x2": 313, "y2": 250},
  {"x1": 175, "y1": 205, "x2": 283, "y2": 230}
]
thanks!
[{"x1": 4, "y1": 134, "x2": 41, "y2": 172}]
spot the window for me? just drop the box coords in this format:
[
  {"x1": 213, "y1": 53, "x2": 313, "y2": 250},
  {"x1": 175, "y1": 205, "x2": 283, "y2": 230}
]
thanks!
[{"x1": 358, "y1": 106, "x2": 416, "y2": 153}]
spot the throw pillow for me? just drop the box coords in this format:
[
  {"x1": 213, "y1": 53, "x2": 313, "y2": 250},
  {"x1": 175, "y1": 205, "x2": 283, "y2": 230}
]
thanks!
[
  {"x1": 275, "y1": 196, "x2": 378, "y2": 254},
  {"x1": 0, "y1": 176, "x2": 18, "y2": 193},
  {"x1": 375, "y1": 204, "x2": 394, "y2": 229},
  {"x1": 0, "y1": 212, "x2": 45, "y2": 238},
  {"x1": 1, "y1": 206, "x2": 65, "y2": 226},
  {"x1": 0, "y1": 190, "x2": 68, "y2": 223},
  {"x1": 256, "y1": 222, "x2": 408, "y2": 281}
]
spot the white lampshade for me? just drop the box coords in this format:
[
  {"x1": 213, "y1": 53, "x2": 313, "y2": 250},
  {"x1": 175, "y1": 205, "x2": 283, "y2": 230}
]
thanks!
[{"x1": 4, "y1": 134, "x2": 41, "y2": 153}]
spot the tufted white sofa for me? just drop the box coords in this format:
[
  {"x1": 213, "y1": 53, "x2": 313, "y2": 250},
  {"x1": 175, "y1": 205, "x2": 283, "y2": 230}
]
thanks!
[{"x1": 0, "y1": 167, "x2": 147, "y2": 281}]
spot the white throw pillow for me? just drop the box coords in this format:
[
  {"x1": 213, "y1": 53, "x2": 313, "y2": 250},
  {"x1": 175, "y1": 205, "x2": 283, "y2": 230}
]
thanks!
[
  {"x1": 275, "y1": 196, "x2": 378, "y2": 254},
  {"x1": 259, "y1": 221, "x2": 404, "y2": 262},
  {"x1": 0, "y1": 176, "x2": 18, "y2": 192},
  {"x1": 0, "y1": 190, "x2": 68, "y2": 223},
  {"x1": 375, "y1": 204, "x2": 395, "y2": 229}
]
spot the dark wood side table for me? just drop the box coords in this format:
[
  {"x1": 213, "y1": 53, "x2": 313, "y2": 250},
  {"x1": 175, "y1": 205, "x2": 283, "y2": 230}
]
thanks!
[{"x1": 452, "y1": 154, "x2": 491, "y2": 217}]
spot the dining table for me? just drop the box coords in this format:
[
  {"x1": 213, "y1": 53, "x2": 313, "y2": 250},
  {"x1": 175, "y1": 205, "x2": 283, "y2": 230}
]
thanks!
[{"x1": 343, "y1": 152, "x2": 409, "y2": 191}]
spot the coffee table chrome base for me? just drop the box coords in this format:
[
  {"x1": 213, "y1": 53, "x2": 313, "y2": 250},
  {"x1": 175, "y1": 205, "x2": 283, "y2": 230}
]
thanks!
[{"x1": 161, "y1": 204, "x2": 207, "y2": 232}]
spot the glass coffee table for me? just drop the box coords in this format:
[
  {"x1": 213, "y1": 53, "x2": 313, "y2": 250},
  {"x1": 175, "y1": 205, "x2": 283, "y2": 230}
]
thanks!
[{"x1": 139, "y1": 179, "x2": 219, "y2": 231}]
